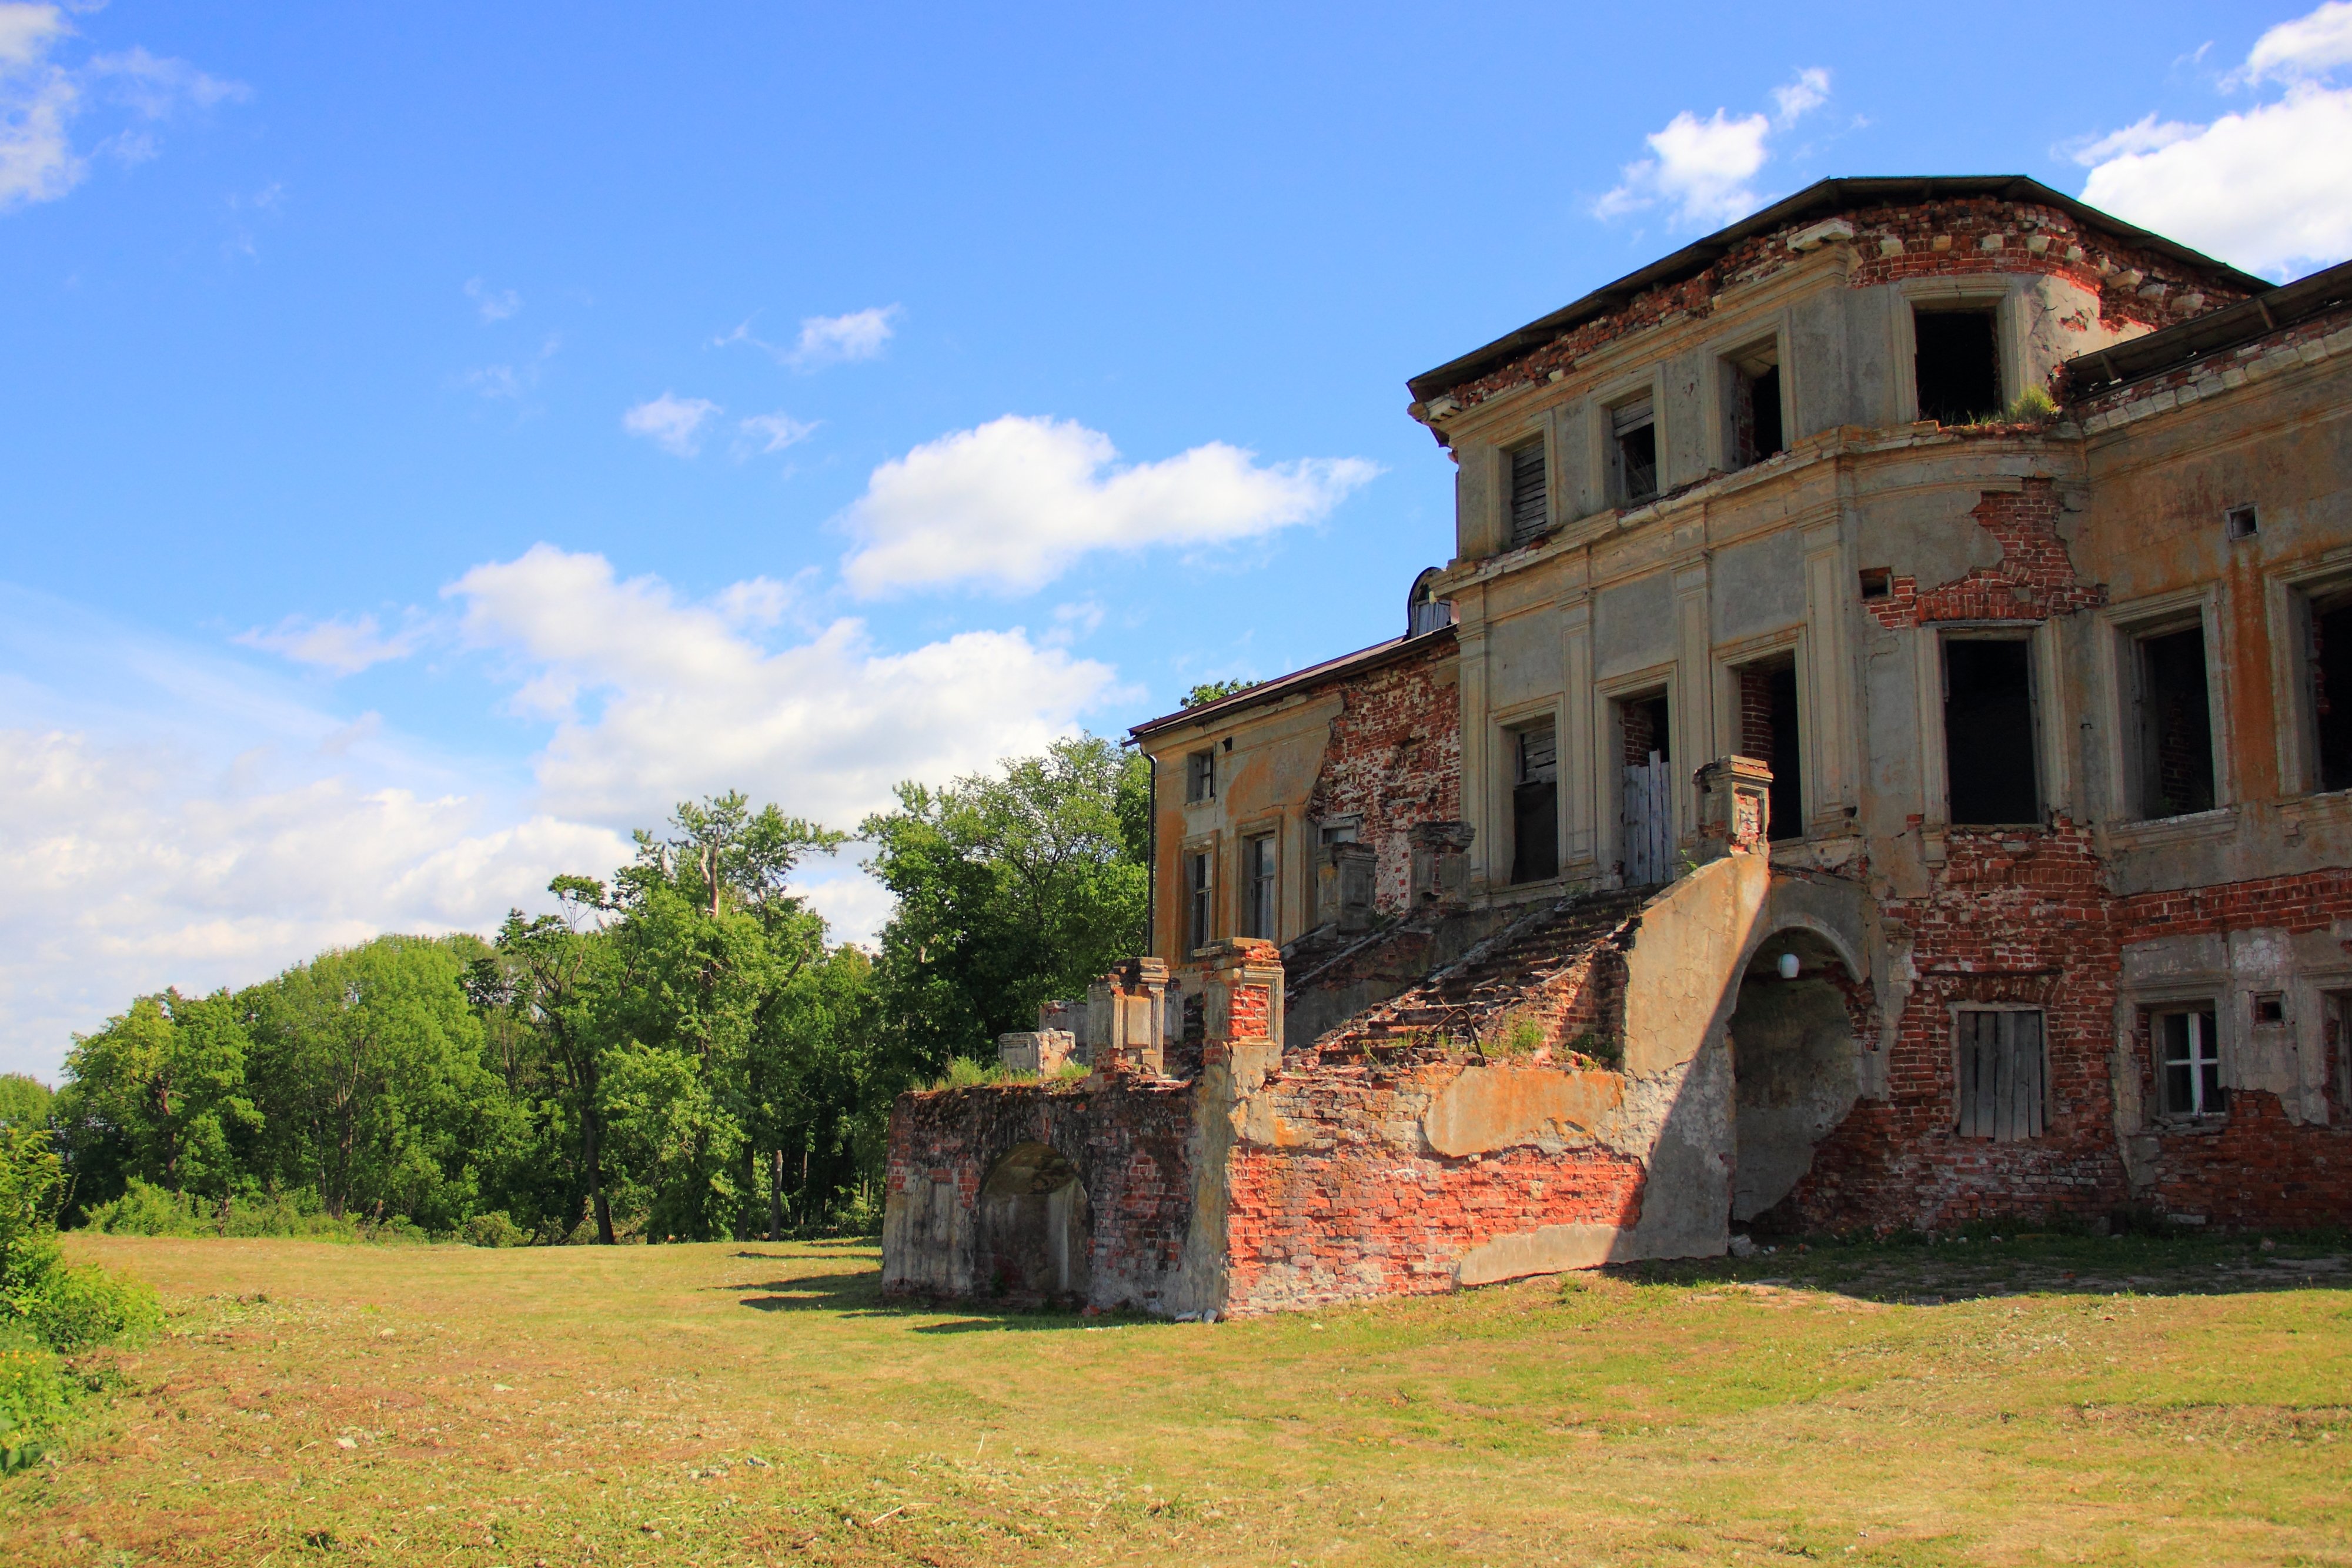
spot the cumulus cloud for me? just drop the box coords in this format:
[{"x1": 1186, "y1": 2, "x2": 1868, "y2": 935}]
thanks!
[
  {"x1": 0, "y1": 7, "x2": 243, "y2": 213},
  {"x1": 445, "y1": 543, "x2": 1123, "y2": 824},
  {"x1": 465, "y1": 277, "x2": 521, "y2": 322},
  {"x1": 1595, "y1": 68, "x2": 1831, "y2": 229},
  {"x1": 837, "y1": 414, "x2": 1377, "y2": 597},
  {"x1": 2074, "y1": 2, "x2": 2352, "y2": 276},
  {"x1": 622, "y1": 392, "x2": 721, "y2": 456},
  {"x1": 235, "y1": 613, "x2": 427, "y2": 677},
  {"x1": 714, "y1": 305, "x2": 901, "y2": 370}
]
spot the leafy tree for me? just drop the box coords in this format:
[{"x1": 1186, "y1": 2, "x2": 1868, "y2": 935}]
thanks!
[
  {"x1": 55, "y1": 991, "x2": 259, "y2": 1206},
  {"x1": 0, "y1": 1076, "x2": 53, "y2": 1131},
  {"x1": 1181, "y1": 677, "x2": 1260, "y2": 708},
  {"x1": 862, "y1": 735, "x2": 1148, "y2": 1075}
]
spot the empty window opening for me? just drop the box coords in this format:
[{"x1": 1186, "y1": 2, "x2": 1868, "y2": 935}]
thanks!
[
  {"x1": 1185, "y1": 749, "x2": 1215, "y2": 804},
  {"x1": 1726, "y1": 343, "x2": 1784, "y2": 469},
  {"x1": 1914, "y1": 307, "x2": 2001, "y2": 426},
  {"x1": 2252, "y1": 992, "x2": 2286, "y2": 1027},
  {"x1": 1858, "y1": 567, "x2": 1892, "y2": 601},
  {"x1": 1243, "y1": 833, "x2": 1277, "y2": 939},
  {"x1": 1943, "y1": 638, "x2": 2040, "y2": 826},
  {"x1": 1509, "y1": 720, "x2": 1559, "y2": 885},
  {"x1": 1735, "y1": 657, "x2": 1805, "y2": 841},
  {"x1": 2132, "y1": 624, "x2": 2216, "y2": 818},
  {"x1": 2311, "y1": 592, "x2": 2352, "y2": 791},
  {"x1": 1956, "y1": 1009, "x2": 2046, "y2": 1141},
  {"x1": 1185, "y1": 850, "x2": 1212, "y2": 951},
  {"x1": 1619, "y1": 692, "x2": 1673, "y2": 884},
  {"x1": 2226, "y1": 505, "x2": 2259, "y2": 541},
  {"x1": 2156, "y1": 1008, "x2": 2225, "y2": 1119},
  {"x1": 1610, "y1": 398, "x2": 1658, "y2": 506},
  {"x1": 1507, "y1": 437, "x2": 1548, "y2": 547}
]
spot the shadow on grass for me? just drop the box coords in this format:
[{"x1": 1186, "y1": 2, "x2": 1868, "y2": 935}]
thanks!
[
  {"x1": 723, "y1": 1268, "x2": 1152, "y2": 1332},
  {"x1": 1612, "y1": 1228, "x2": 2351, "y2": 1306}
]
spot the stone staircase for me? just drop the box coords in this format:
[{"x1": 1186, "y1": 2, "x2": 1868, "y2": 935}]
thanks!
[{"x1": 1310, "y1": 885, "x2": 1653, "y2": 1055}]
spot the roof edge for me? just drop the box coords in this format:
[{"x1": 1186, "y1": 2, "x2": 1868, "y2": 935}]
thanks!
[
  {"x1": 1407, "y1": 176, "x2": 2274, "y2": 405},
  {"x1": 2063, "y1": 255, "x2": 2352, "y2": 397},
  {"x1": 1128, "y1": 626, "x2": 1456, "y2": 742}
]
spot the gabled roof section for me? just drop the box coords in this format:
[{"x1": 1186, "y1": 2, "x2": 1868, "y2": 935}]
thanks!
[
  {"x1": 1128, "y1": 626, "x2": 1456, "y2": 744},
  {"x1": 1407, "y1": 176, "x2": 2274, "y2": 405}
]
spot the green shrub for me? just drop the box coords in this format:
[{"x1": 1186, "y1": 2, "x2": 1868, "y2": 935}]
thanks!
[
  {"x1": 931, "y1": 1057, "x2": 1007, "y2": 1091},
  {"x1": 5, "y1": 1243, "x2": 159, "y2": 1353},
  {"x1": 463, "y1": 1211, "x2": 525, "y2": 1248},
  {"x1": 84, "y1": 1179, "x2": 361, "y2": 1241},
  {"x1": 2006, "y1": 385, "x2": 2060, "y2": 423}
]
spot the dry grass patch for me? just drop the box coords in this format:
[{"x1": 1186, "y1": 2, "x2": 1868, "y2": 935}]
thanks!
[{"x1": 1, "y1": 1231, "x2": 2346, "y2": 1565}]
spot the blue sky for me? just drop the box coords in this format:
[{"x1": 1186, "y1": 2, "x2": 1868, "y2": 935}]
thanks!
[{"x1": 5, "y1": 1, "x2": 2348, "y2": 1078}]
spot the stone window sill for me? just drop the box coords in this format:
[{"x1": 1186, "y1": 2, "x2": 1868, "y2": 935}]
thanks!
[{"x1": 2107, "y1": 805, "x2": 2239, "y2": 851}]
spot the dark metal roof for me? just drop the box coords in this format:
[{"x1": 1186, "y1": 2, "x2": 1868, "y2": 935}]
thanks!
[
  {"x1": 2064, "y1": 255, "x2": 2352, "y2": 397},
  {"x1": 1127, "y1": 625, "x2": 1456, "y2": 743},
  {"x1": 1406, "y1": 176, "x2": 2274, "y2": 405}
]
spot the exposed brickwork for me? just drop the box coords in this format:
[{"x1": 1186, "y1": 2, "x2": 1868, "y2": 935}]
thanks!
[
  {"x1": 1867, "y1": 479, "x2": 2108, "y2": 630},
  {"x1": 1444, "y1": 200, "x2": 2246, "y2": 415},
  {"x1": 1304, "y1": 634, "x2": 1462, "y2": 915},
  {"x1": 2070, "y1": 303, "x2": 2352, "y2": 431},
  {"x1": 1222, "y1": 1057, "x2": 1646, "y2": 1315},
  {"x1": 883, "y1": 1078, "x2": 1198, "y2": 1308}
]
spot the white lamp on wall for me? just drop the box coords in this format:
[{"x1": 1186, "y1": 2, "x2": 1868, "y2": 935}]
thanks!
[{"x1": 1778, "y1": 952, "x2": 1801, "y2": 981}]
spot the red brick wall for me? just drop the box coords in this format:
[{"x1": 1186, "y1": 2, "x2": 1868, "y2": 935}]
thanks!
[
  {"x1": 1304, "y1": 636, "x2": 1462, "y2": 916},
  {"x1": 1787, "y1": 846, "x2": 2352, "y2": 1235},
  {"x1": 1221, "y1": 1057, "x2": 1645, "y2": 1315},
  {"x1": 883, "y1": 1079, "x2": 1201, "y2": 1308},
  {"x1": 1867, "y1": 479, "x2": 2109, "y2": 631}
]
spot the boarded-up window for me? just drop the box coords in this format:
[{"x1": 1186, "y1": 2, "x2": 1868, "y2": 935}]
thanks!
[
  {"x1": 1508, "y1": 439, "x2": 1548, "y2": 546},
  {"x1": 1510, "y1": 720, "x2": 1559, "y2": 884},
  {"x1": 1955, "y1": 1009, "x2": 2046, "y2": 1141}
]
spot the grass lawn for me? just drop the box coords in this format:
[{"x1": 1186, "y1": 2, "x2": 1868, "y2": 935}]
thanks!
[{"x1": 2, "y1": 1229, "x2": 2347, "y2": 1566}]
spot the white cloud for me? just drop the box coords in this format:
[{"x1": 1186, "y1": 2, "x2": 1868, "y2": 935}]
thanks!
[
  {"x1": 465, "y1": 277, "x2": 521, "y2": 322},
  {"x1": 622, "y1": 392, "x2": 721, "y2": 456},
  {"x1": 2075, "y1": 4, "x2": 2352, "y2": 275},
  {"x1": 0, "y1": 11, "x2": 243, "y2": 214},
  {"x1": 0, "y1": 4, "x2": 79, "y2": 210},
  {"x1": 2239, "y1": 0, "x2": 2352, "y2": 83},
  {"x1": 737, "y1": 410, "x2": 818, "y2": 454},
  {"x1": 1595, "y1": 68, "x2": 1830, "y2": 229},
  {"x1": 235, "y1": 613, "x2": 427, "y2": 677},
  {"x1": 790, "y1": 306, "x2": 898, "y2": 367},
  {"x1": 446, "y1": 543, "x2": 1124, "y2": 825},
  {"x1": 837, "y1": 414, "x2": 1378, "y2": 597},
  {"x1": 715, "y1": 305, "x2": 901, "y2": 370}
]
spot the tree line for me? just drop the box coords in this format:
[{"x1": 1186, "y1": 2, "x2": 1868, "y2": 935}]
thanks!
[{"x1": 32, "y1": 736, "x2": 1148, "y2": 1242}]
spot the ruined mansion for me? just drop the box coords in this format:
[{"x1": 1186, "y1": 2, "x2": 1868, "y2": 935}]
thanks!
[{"x1": 883, "y1": 176, "x2": 2352, "y2": 1319}]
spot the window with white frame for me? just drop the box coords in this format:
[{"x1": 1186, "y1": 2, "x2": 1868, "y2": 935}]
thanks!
[
  {"x1": 2154, "y1": 1006, "x2": 2225, "y2": 1119},
  {"x1": 1186, "y1": 849, "x2": 1214, "y2": 951},
  {"x1": 1955, "y1": 1008, "x2": 2046, "y2": 1140},
  {"x1": 1243, "y1": 833, "x2": 1278, "y2": 940}
]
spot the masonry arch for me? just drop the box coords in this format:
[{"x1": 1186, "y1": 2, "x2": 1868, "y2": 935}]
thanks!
[
  {"x1": 1726, "y1": 925, "x2": 1862, "y2": 1229},
  {"x1": 973, "y1": 1141, "x2": 1093, "y2": 1302}
]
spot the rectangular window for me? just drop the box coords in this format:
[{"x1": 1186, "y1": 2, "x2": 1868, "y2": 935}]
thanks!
[
  {"x1": 1507, "y1": 437, "x2": 1548, "y2": 547},
  {"x1": 1943, "y1": 637, "x2": 2040, "y2": 826},
  {"x1": 1610, "y1": 398, "x2": 1658, "y2": 506},
  {"x1": 1914, "y1": 306, "x2": 2002, "y2": 426},
  {"x1": 1725, "y1": 342, "x2": 1783, "y2": 469},
  {"x1": 2130, "y1": 623, "x2": 2216, "y2": 818},
  {"x1": 1244, "y1": 833, "x2": 1278, "y2": 939},
  {"x1": 2311, "y1": 591, "x2": 2352, "y2": 792},
  {"x1": 1734, "y1": 656, "x2": 1804, "y2": 841},
  {"x1": 1318, "y1": 817, "x2": 1360, "y2": 845},
  {"x1": 1510, "y1": 719, "x2": 1560, "y2": 885},
  {"x1": 1186, "y1": 850, "x2": 1213, "y2": 951},
  {"x1": 2155, "y1": 1008, "x2": 2225, "y2": 1118},
  {"x1": 1956, "y1": 1009, "x2": 2046, "y2": 1141},
  {"x1": 1185, "y1": 749, "x2": 1216, "y2": 804}
]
